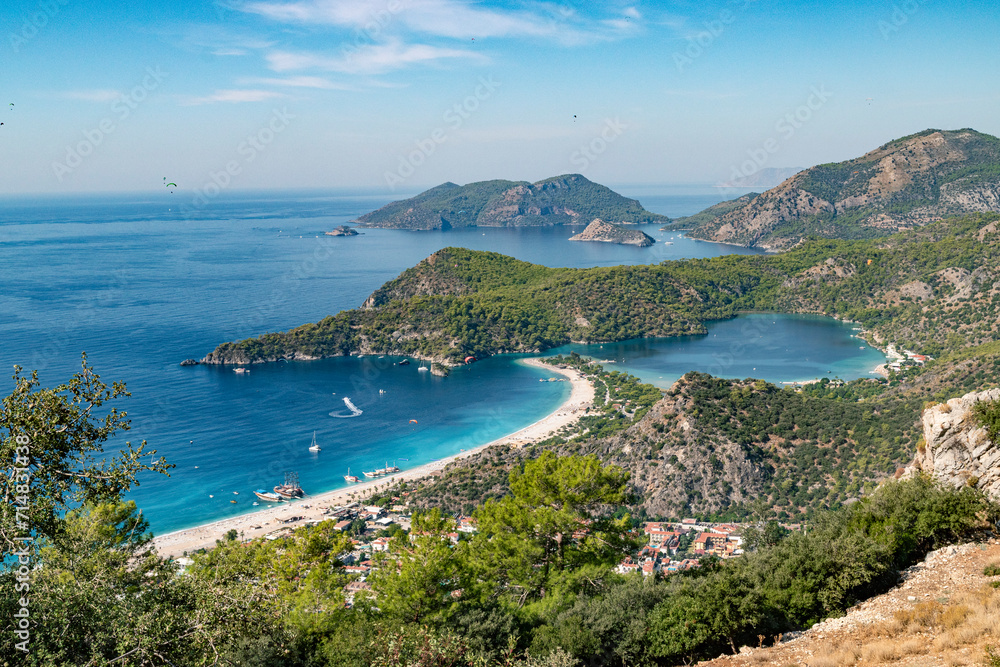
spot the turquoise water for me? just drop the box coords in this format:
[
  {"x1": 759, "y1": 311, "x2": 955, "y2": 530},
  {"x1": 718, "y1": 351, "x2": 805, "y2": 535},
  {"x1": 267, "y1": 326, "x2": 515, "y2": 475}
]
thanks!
[{"x1": 0, "y1": 188, "x2": 881, "y2": 534}]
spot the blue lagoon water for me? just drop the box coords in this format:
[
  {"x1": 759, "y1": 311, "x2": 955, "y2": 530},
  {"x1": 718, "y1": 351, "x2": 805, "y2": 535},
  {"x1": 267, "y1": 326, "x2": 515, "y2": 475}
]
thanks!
[{"x1": 0, "y1": 189, "x2": 882, "y2": 534}]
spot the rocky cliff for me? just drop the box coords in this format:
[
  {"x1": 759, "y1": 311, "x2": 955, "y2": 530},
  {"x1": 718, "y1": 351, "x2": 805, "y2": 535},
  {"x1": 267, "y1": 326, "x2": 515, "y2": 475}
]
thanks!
[
  {"x1": 907, "y1": 388, "x2": 1000, "y2": 501},
  {"x1": 568, "y1": 218, "x2": 655, "y2": 246}
]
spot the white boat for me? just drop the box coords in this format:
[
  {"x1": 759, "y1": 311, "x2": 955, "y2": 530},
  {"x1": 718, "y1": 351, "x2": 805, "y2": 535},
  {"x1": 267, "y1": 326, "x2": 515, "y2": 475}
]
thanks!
[
  {"x1": 418, "y1": 364, "x2": 429, "y2": 372},
  {"x1": 308, "y1": 431, "x2": 321, "y2": 452},
  {"x1": 233, "y1": 367, "x2": 249, "y2": 374},
  {"x1": 344, "y1": 467, "x2": 359, "y2": 483},
  {"x1": 254, "y1": 489, "x2": 283, "y2": 502}
]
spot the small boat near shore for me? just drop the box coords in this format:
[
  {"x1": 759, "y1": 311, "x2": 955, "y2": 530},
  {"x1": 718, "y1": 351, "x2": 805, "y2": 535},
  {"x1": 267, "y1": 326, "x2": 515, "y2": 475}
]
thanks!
[
  {"x1": 344, "y1": 467, "x2": 359, "y2": 483},
  {"x1": 254, "y1": 489, "x2": 283, "y2": 502}
]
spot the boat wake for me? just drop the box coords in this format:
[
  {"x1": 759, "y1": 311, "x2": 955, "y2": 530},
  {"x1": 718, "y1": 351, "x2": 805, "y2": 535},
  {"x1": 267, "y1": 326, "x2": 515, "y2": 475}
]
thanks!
[{"x1": 329, "y1": 396, "x2": 363, "y2": 419}]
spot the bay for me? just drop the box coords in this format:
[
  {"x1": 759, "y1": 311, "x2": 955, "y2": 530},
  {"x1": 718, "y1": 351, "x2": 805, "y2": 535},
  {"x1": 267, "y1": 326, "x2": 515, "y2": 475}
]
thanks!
[{"x1": 0, "y1": 188, "x2": 881, "y2": 535}]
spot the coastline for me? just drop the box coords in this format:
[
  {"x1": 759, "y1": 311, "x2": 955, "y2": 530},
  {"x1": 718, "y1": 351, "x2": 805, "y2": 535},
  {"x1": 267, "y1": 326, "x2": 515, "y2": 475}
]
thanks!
[{"x1": 152, "y1": 357, "x2": 594, "y2": 559}]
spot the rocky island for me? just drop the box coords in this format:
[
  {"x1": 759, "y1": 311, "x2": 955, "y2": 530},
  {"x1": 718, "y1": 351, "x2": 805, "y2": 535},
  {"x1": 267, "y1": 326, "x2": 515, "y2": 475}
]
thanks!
[
  {"x1": 325, "y1": 225, "x2": 358, "y2": 236},
  {"x1": 568, "y1": 218, "x2": 655, "y2": 246},
  {"x1": 353, "y1": 173, "x2": 669, "y2": 230}
]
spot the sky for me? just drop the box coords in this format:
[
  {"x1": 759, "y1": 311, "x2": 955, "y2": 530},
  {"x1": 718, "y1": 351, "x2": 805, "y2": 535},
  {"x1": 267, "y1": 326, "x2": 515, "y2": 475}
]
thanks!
[{"x1": 2, "y1": 0, "x2": 999, "y2": 195}]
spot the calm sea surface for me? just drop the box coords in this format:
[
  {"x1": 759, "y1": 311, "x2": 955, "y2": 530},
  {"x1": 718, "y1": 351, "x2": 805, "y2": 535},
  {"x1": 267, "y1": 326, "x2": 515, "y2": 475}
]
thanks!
[{"x1": 0, "y1": 187, "x2": 884, "y2": 534}]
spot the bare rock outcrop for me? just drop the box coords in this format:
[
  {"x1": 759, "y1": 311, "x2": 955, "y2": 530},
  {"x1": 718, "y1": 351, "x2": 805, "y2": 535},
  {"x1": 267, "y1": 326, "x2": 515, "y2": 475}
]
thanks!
[
  {"x1": 568, "y1": 218, "x2": 655, "y2": 246},
  {"x1": 907, "y1": 388, "x2": 1000, "y2": 500}
]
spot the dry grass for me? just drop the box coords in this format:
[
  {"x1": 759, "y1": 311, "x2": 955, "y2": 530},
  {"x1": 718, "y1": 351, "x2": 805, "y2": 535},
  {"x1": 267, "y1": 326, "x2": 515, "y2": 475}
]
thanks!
[
  {"x1": 893, "y1": 599, "x2": 943, "y2": 631},
  {"x1": 807, "y1": 644, "x2": 859, "y2": 666},
  {"x1": 859, "y1": 639, "x2": 900, "y2": 662},
  {"x1": 931, "y1": 585, "x2": 1000, "y2": 653}
]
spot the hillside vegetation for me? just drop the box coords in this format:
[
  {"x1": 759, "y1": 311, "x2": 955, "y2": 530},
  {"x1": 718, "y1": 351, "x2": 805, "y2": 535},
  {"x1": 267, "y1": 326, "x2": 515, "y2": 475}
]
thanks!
[
  {"x1": 675, "y1": 129, "x2": 1000, "y2": 249},
  {"x1": 354, "y1": 173, "x2": 669, "y2": 229}
]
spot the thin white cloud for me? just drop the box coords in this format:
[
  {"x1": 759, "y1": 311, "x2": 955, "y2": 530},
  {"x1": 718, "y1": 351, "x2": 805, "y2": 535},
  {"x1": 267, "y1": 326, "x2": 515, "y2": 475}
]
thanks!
[
  {"x1": 238, "y1": 0, "x2": 624, "y2": 46},
  {"x1": 267, "y1": 40, "x2": 485, "y2": 75},
  {"x1": 213, "y1": 47, "x2": 252, "y2": 56},
  {"x1": 50, "y1": 90, "x2": 124, "y2": 103},
  {"x1": 238, "y1": 75, "x2": 352, "y2": 89},
  {"x1": 455, "y1": 123, "x2": 578, "y2": 142},
  {"x1": 161, "y1": 23, "x2": 276, "y2": 57},
  {"x1": 180, "y1": 89, "x2": 290, "y2": 105},
  {"x1": 663, "y1": 89, "x2": 744, "y2": 101}
]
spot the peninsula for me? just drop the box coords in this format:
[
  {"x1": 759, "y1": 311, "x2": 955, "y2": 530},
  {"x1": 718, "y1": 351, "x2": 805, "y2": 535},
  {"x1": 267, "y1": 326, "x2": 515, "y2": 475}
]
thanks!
[{"x1": 196, "y1": 210, "x2": 1000, "y2": 370}]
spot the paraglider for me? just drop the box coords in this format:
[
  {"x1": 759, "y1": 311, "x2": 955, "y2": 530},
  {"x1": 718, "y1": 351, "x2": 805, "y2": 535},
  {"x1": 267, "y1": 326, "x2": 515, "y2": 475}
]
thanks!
[
  {"x1": 409, "y1": 419, "x2": 418, "y2": 424},
  {"x1": 464, "y1": 356, "x2": 476, "y2": 364}
]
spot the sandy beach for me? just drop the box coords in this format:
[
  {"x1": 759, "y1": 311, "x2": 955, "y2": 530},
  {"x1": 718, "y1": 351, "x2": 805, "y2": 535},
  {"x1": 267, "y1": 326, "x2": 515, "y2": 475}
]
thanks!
[{"x1": 153, "y1": 357, "x2": 595, "y2": 558}]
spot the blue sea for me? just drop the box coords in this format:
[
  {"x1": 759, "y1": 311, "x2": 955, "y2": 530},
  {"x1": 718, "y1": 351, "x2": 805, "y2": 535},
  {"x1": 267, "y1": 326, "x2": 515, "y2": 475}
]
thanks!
[{"x1": 0, "y1": 186, "x2": 885, "y2": 534}]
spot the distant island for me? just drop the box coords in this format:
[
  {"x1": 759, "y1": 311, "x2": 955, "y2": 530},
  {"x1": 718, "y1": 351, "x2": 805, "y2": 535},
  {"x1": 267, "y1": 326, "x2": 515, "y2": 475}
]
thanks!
[
  {"x1": 353, "y1": 173, "x2": 669, "y2": 230},
  {"x1": 670, "y1": 128, "x2": 1000, "y2": 249},
  {"x1": 569, "y1": 218, "x2": 654, "y2": 246},
  {"x1": 325, "y1": 225, "x2": 358, "y2": 237}
]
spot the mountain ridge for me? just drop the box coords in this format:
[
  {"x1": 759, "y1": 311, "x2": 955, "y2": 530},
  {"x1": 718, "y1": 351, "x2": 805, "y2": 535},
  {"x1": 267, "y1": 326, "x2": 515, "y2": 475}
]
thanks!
[
  {"x1": 676, "y1": 128, "x2": 1000, "y2": 249},
  {"x1": 353, "y1": 173, "x2": 669, "y2": 229}
]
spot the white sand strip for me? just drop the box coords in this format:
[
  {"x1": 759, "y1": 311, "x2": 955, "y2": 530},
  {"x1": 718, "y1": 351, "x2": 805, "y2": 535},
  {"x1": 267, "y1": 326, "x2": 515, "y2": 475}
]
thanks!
[{"x1": 152, "y1": 358, "x2": 594, "y2": 558}]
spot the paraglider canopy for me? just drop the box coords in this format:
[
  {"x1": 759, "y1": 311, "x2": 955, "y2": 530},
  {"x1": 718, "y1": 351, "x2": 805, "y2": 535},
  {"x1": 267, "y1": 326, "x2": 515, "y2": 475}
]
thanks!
[
  {"x1": 464, "y1": 356, "x2": 476, "y2": 363},
  {"x1": 409, "y1": 419, "x2": 418, "y2": 424}
]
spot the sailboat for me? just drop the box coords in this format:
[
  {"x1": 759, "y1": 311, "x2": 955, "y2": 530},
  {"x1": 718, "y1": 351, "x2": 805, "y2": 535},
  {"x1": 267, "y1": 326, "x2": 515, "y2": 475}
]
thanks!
[
  {"x1": 344, "y1": 467, "x2": 359, "y2": 483},
  {"x1": 308, "y1": 431, "x2": 321, "y2": 452},
  {"x1": 417, "y1": 363, "x2": 429, "y2": 372}
]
